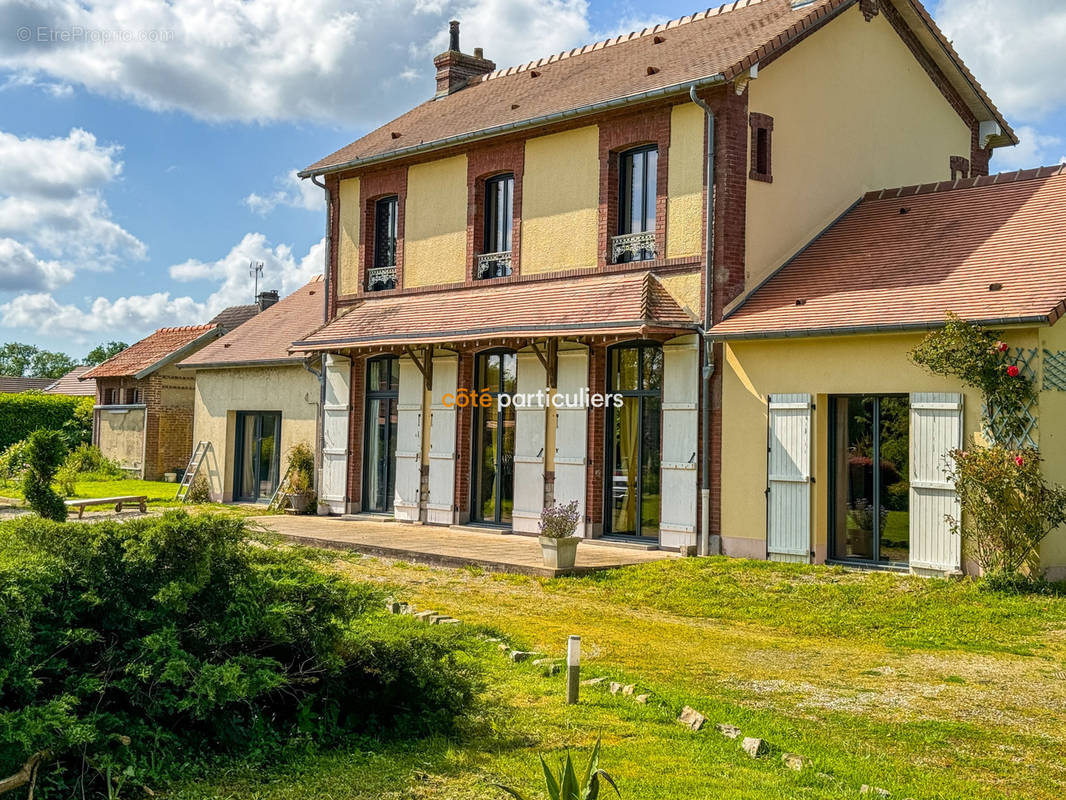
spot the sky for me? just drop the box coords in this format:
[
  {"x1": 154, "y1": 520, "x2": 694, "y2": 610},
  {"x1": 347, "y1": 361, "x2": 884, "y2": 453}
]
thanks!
[{"x1": 0, "y1": 0, "x2": 1064, "y2": 356}]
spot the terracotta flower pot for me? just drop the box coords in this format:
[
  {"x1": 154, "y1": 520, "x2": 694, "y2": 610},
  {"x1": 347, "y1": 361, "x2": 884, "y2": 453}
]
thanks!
[{"x1": 539, "y1": 536, "x2": 580, "y2": 569}]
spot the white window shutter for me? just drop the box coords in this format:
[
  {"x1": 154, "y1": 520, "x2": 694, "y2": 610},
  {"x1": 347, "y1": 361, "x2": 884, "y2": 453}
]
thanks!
[
  {"x1": 426, "y1": 353, "x2": 458, "y2": 525},
  {"x1": 553, "y1": 348, "x2": 589, "y2": 537},
  {"x1": 909, "y1": 393, "x2": 963, "y2": 574},
  {"x1": 512, "y1": 351, "x2": 547, "y2": 533},
  {"x1": 393, "y1": 357, "x2": 423, "y2": 521},
  {"x1": 766, "y1": 394, "x2": 812, "y2": 563},
  {"x1": 320, "y1": 354, "x2": 351, "y2": 514},
  {"x1": 659, "y1": 335, "x2": 699, "y2": 550}
]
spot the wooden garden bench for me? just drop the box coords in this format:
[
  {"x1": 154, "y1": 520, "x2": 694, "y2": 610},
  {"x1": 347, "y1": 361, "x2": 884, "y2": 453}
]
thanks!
[{"x1": 65, "y1": 496, "x2": 147, "y2": 519}]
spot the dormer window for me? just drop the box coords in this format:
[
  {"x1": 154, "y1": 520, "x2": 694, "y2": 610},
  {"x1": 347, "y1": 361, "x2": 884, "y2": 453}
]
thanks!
[
  {"x1": 478, "y1": 173, "x2": 514, "y2": 279},
  {"x1": 368, "y1": 195, "x2": 398, "y2": 291},
  {"x1": 613, "y1": 145, "x2": 657, "y2": 263}
]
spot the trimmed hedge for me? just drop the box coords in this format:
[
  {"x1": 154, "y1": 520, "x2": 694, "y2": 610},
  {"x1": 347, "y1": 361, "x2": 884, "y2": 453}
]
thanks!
[{"x1": 0, "y1": 394, "x2": 93, "y2": 450}]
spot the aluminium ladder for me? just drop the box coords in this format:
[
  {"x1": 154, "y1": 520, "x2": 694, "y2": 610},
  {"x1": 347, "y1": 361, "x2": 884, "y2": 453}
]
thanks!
[{"x1": 175, "y1": 441, "x2": 213, "y2": 502}]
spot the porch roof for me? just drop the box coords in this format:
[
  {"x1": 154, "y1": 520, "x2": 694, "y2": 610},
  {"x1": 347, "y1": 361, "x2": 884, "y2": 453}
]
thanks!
[
  {"x1": 711, "y1": 166, "x2": 1066, "y2": 341},
  {"x1": 291, "y1": 271, "x2": 697, "y2": 351}
]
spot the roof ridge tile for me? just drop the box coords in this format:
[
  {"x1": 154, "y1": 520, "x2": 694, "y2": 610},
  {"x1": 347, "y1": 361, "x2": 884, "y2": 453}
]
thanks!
[{"x1": 866, "y1": 164, "x2": 1066, "y2": 203}]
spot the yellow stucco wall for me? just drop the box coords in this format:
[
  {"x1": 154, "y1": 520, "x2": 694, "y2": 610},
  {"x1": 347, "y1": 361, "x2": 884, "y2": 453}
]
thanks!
[
  {"x1": 720, "y1": 330, "x2": 1046, "y2": 564},
  {"x1": 667, "y1": 102, "x2": 705, "y2": 259},
  {"x1": 745, "y1": 4, "x2": 974, "y2": 285},
  {"x1": 192, "y1": 366, "x2": 320, "y2": 502},
  {"x1": 658, "y1": 271, "x2": 702, "y2": 320},
  {"x1": 1039, "y1": 321, "x2": 1066, "y2": 576},
  {"x1": 404, "y1": 155, "x2": 468, "y2": 287},
  {"x1": 521, "y1": 126, "x2": 600, "y2": 274},
  {"x1": 337, "y1": 178, "x2": 360, "y2": 296}
]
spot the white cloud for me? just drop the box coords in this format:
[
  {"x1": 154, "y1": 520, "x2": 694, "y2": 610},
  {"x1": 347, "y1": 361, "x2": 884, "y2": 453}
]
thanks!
[
  {"x1": 0, "y1": 237, "x2": 71, "y2": 290},
  {"x1": 936, "y1": 0, "x2": 1066, "y2": 121},
  {"x1": 1, "y1": 233, "x2": 324, "y2": 342},
  {"x1": 0, "y1": 127, "x2": 145, "y2": 277},
  {"x1": 244, "y1": 170, "x2": 324, "y2": 215},
  {"x1": 0, "y1": 0, "x2": 593, "y2": 125},
  {"x1": 989, "y1": 125, "x2": 1063, "y2": 171}
]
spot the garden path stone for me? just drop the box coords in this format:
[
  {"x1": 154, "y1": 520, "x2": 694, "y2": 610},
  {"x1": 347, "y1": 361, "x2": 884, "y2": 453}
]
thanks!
[
  {"x1": 715, "y1": 723, "x2": 742, "y2": 739},
  {"x1": 678, "y1": 706, "x2": 706, "y2": 731},
  {"x1": 781, "y1": 753, "x2": 807, "y2": 771},
  {"x1": 742, "y1": 737, "x2": 769, "y2": 758}
]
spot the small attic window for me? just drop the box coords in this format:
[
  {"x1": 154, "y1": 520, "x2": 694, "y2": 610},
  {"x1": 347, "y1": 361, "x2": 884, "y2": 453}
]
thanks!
[{"x1": 749, "y1": 112, "x2": 774, "y2": 183}]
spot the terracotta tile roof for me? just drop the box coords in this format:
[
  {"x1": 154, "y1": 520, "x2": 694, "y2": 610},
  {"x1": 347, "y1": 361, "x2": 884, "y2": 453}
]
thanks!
[
  {"x1": 181, "y1": 277, "x2": 325, "y2": 368},
  {"x1": 82, "y1": 324, "x2": 222, "y2": 379},
  {"x1": 301, "y1": 0, "x2": 1013, "y2": 176},
  {"x1": 0, "y1": 376, "x2": 55, "y2": 393},
  {"x1": 711, "y1": 165, "x2": 1066, "y2": 340},
  {"x1": 292, "y1": 271, "x2": 696, "y2": 351},
  {"x1": 45, "y1": 365, "x2": 96, "y2": 396},
  {"x1": 208, "y1": 304, "x2": 260, "y2": 330}
]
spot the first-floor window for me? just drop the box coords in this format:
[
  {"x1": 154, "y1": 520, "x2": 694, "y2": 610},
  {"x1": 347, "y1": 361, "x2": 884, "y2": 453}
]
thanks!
[{"x1": 830, "y1": 395, "x2": 910, "y2": 565}]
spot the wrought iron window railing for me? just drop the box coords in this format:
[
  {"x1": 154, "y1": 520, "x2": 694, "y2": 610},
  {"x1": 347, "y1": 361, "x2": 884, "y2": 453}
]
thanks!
[
  {"x1": 366, "y1": 265, "x2": 397, "y2": 291},
  {"x1": 476, "y1": 251, "x2": 513, "y2": 279},
  {"x1": 610, "y1": 231, "x2": 656, "y2": 264}
]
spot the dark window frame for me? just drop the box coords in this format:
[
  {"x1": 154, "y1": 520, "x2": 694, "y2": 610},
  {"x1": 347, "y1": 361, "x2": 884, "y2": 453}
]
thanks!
[
  {"x1": 827, "y1": 393, "x2": 911, "y2": 568},
  {"x1": 471, "y1": 348, "x2": 517, "y2": 526},
  {"x1": 603, "y1": 340, "x2": 664, "y2": 537},
  {"x1": 373, "y1": 195, "x2": 398, "y2": 269},
  {"x1": 617, "y1": 145, "x2": 658, "y2": 237},
  {"x1": 362, "y1": 355, "x2": 399, "y2": 513},
  {"x1": 483, "y1": 173, "x2": 514, "y2": 256},
  {"x1": 749, "y1": 112, "x2": 774, "y2": 183}
]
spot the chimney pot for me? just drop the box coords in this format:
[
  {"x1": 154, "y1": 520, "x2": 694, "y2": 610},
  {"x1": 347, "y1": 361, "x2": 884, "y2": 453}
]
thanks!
[
  {"x1": 257, "y1": 290, "x2": 279, "y2": 312},
  {"x1": 474, "y1": 46, "x2": 483, "y2": 59},
  {"x1": 433, "y1": 21, "x2": 495, "y2": 97},
  {"x1": 449, "y1": 20, "x2": 460, "y2": 51}
]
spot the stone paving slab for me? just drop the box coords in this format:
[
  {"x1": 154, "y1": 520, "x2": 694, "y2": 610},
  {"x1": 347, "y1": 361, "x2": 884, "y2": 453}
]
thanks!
[{"x1": 251, "y1": 515, "x2": 674, "y2": 577}]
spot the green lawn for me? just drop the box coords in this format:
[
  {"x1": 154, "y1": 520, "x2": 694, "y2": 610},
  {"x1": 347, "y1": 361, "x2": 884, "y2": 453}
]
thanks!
[
  {"x1": 0, "y1": 478, "x2": 268, "y2": 517},
  {"x1": 170, "y1": 554, "x2": 1066, "y2": 800}
]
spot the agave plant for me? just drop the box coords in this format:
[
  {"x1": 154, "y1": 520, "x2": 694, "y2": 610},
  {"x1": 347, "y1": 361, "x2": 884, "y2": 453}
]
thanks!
[{"x1": 495, "y1": 738, "x2": 620, "y2": 800}]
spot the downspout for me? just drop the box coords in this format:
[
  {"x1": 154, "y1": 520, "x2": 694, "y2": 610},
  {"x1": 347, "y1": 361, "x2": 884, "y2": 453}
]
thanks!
[
  {"x1": 689, "y1": 84, "x2": 716, "y2": 557},
  {"x1": 310, "y1": 175, "x2": 330, "y2": 503}
]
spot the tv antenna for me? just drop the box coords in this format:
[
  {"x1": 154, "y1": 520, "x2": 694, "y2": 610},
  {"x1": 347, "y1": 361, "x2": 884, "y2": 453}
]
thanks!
[{"x1": 249, "y1": 261, "x2": 264, "y2": 301}]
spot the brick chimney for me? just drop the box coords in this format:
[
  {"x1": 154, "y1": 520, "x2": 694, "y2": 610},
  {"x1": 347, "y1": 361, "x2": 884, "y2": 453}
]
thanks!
[
  {"x1": 433, "y1": 21, "x2": 495, "y2": 97},
  {"x1": 257, "y1": 290, "x2": 279, "y2": 312}
]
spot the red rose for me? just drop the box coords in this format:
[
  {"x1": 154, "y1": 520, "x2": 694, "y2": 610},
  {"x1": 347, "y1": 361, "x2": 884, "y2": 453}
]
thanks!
[
  {"x1": 1007, "y1": 365, "x2": 1020, "y2": 377},
  {"x1": 1015, "y1": 455, "x2": 1025, "y2": 467},
  {"x1": 997, "y1": 342, "x2": 1009, "y2": 352}
]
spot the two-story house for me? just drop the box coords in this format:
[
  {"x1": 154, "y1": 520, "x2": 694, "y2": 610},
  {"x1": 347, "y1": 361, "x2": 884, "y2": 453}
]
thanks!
[{"x1": 293, "y1": 0, "x2": 1015, "y2": 559}]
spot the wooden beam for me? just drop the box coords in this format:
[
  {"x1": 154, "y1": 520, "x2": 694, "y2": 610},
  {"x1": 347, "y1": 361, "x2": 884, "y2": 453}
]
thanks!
[{"x1": 404, "y1": 345, "x2": 434, "y2": 391}]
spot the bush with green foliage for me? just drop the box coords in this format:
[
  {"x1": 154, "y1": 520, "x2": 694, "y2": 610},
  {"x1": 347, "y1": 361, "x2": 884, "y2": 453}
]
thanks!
[
  {"x1": 21, "y1": 430, "x2": 68, "y2": 521},
  {"x1": 947, "y1": 446, "x2": 1066, "y2": 578},
  {"x1": 0, "y1": 394, "x2": 92, "y2": 451},
  {"x1": 0, "y1": 440, "x2": 28, "y2": 487},
  {"x1": 0, "y1": 512, "x2": 479, "y2": 798},
  {"x1": 184, "y1": 472, "x2": 212, "y2": 504},
  {"x1": 64, "y1": 444, "x2": 124, "y2": 481}
]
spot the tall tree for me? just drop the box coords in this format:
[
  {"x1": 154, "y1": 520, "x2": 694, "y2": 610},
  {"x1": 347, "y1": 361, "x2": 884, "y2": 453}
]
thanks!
[
  {"x1": 0, "y1": 342, "x2": 39, "y2": 377},
  {"x1": 85, "y1": 341, "x2": 129, "y2": 366},
  {"x1": 31, "y1": 350, "x2": 77, "y2": 379}
]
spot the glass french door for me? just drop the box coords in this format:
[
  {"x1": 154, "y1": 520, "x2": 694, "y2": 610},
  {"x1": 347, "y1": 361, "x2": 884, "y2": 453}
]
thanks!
[
  {"x1": 474, "y1": 350, "x2": 516, "y2": 525},
  {"x1": 234, "y1": 412, "x2": 281, "y2": 503},
  {"x1": 606, "y1": 342, "x2": 662, "y2": 538},
  {"x1": 364, "y1": 357, "x2": 399, "y2": 513},
  {"x1": 830, "y1": 395, "x2": 911, "y2": 564}
]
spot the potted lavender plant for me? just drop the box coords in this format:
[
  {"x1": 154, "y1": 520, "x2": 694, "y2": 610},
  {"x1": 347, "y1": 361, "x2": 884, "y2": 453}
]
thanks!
[{"x1": 539, "y1": 500, "x2": 581, "y2": 569}]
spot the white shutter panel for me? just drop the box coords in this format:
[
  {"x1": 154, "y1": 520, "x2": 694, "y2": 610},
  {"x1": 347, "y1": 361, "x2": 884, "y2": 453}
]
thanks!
[
  {"x1": 909, "y1": 393, "x2": 963, "y2": 574},
  {"x1": 426, "y1": 353, "x2": 458, "y2": 525},
  {"x1": 554, "y1": 348, "x2": 588, "y2": 538},
  {"x1": 393, "y1": 357, "x2": 423, "y2": 522},
  {"x1": 320, "y1": 354, "x2": 351, "y2": 514},
  {"x1": 512, "y1": 351, "x2": 546, "y2": 533},
  {"x1": 659, "y1": 335, "x2": 699, "y2": 550},
  {"x1": 766, "y1": 394, "x2": 812, "y2": 563}
]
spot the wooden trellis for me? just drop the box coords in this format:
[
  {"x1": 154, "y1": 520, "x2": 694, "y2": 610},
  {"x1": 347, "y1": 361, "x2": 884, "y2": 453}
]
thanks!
[{"x1": 984, "y1": 347, "x2": 1039, "y2": 448}]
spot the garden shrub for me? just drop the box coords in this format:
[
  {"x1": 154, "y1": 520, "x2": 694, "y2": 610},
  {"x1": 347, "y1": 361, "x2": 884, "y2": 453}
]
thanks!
[
  {"x1": 0, "y1": 394, "x2": 92, "y2": 451},
  {"x1": 21, "y1": 430, "x2": 68, "y2": 521},
  {"x1": 62, "y1": 444, "x2": 124, "y2": 480},
  {"x1": 947, "y1": 446, "x2": 1066, "y2": 578},
  {"x1": 0, "y1": 440, "x2": 28, "y2": 487},
  {"x1": 0, "y1": 512, "x2": 480, "y2": 798},
  {"x1": 185, "y1": 472, "x2": 212, "y2": 504}
]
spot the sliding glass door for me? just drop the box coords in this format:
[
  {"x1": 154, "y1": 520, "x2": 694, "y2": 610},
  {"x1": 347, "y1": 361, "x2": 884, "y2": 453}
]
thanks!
[
  {"x1": 830, "y1": 395, "x2": 910, "y2": 564},
  {"x1": 234, "y1": 411, "x2": 281, "y2": 503}
]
